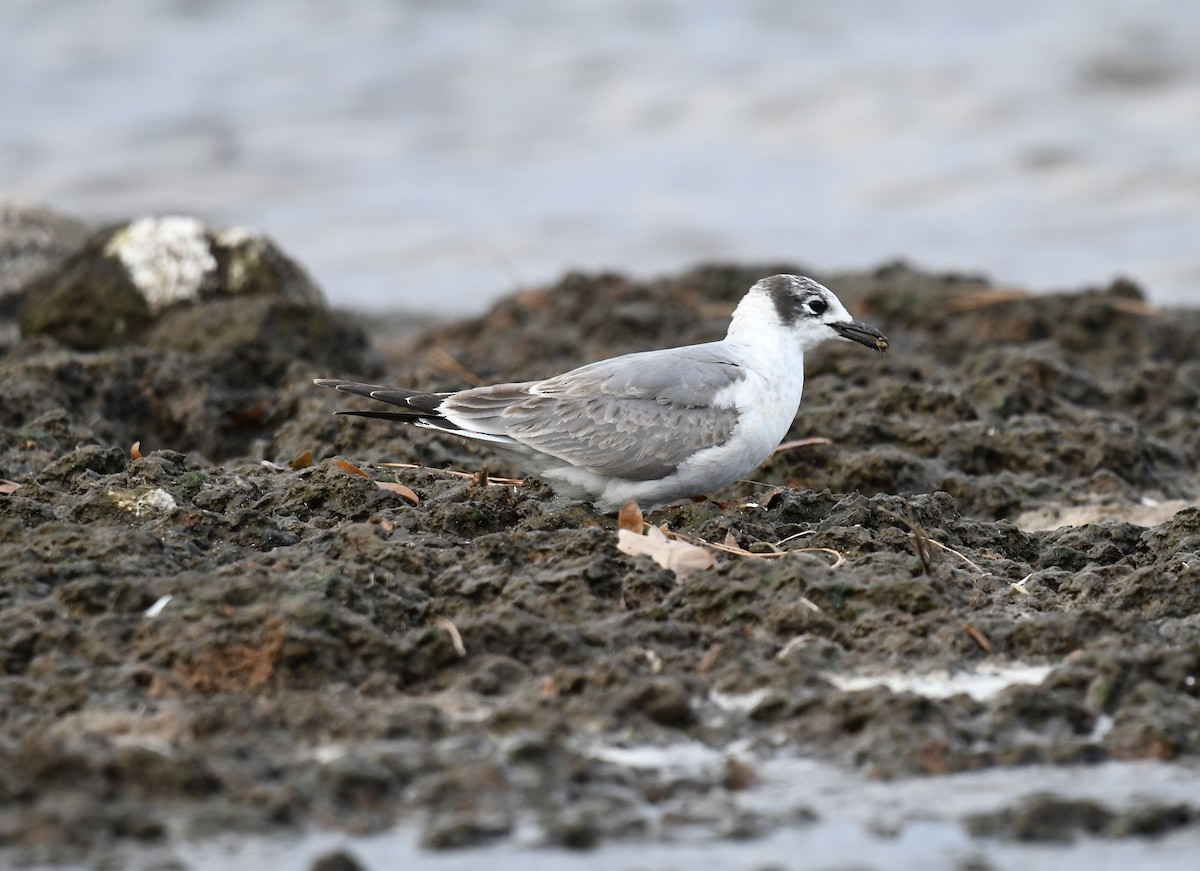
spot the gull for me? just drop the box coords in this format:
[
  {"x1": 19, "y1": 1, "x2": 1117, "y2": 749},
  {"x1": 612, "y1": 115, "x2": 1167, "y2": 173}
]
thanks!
[{"x1": 315, "y1": 274, "x2": 887, "y2": 511}]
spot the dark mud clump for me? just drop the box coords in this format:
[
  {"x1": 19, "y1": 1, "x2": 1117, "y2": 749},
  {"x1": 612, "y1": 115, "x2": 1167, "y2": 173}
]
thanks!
[{"x1": 2, "y1": 256, "x2": 1200, "y2": 866}]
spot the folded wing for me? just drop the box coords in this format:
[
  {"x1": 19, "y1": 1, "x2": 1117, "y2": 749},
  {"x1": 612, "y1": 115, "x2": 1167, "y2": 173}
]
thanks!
[{"x1": 441, "y1": 344, "x2": 746, "y2": 480}]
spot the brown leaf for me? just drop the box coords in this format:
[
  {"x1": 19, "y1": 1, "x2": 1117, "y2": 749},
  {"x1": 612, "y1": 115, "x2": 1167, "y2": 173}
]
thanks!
[
  {"x1": 377, "y1": 480, "x2": 420, "y2": 505},
  {"x1": 617, "y1": 525, "x2": 715, "y2": 581},
  {"x1": 289, "y1": 449, "x2": 314, "y2": 470},
  {"x1": 758, "y1": 487, "x2": 786, "y2": 509},
  {"x1": 0, "y1": 479, "x2": 21, "y2": 495},
  {"x1": 723, "y1": 530, "x2": 740, "y2": 550},
  {"x1": 334, "y1": 458, "x2": 370, "y2": 478},
  {"x1": 617, "y1": 500, "x2": 643, "y2": 533},
  {"x1": 130, "y1": 441, "x2": 142, "y2": 460}
]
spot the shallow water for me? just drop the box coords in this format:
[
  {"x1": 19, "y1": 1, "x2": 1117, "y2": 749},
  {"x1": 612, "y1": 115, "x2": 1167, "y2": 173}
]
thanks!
[
  {"x1": 70, "y1": 758, "x2": 1200, "y2": 871},
  {"x1": 3, "y1": 0, "x2": 1199, "y2": 311}
]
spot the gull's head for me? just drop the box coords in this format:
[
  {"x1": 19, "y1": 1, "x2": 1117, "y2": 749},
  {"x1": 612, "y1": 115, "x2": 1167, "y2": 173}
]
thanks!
[{"x1": 733, "y1": 274, "x2": 889, "y2": 354}]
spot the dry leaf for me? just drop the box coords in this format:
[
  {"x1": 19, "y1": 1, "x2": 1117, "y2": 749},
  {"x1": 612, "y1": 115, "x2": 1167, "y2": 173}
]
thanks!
[
  {"x1": 377, "y1": 480, "x2": 420, "y2": 505},
  {"x1": 334, "y1": 458, "x2": 370, "y2": 478},
  {"x1": 617, "y1": 500, "x2": 644, "y2": 533},
  {"x1": 130, "y1": 441, "x2": 142, "y2": 460},
  {"x1": 0, "y1": 479, "x2": 21, "y2": 495},
  {"x1": 758, "y1": 487, "x2": 786, "y2": 509},
  {"x1": 290, "y1": 449, "x2": 313, "y2": 470},
  {"x1": 617, "y1": 524, "x2": 715, "y2": 581},
  {"x1": 723, "y1": 530, "x2": 740, "y2": 550}
]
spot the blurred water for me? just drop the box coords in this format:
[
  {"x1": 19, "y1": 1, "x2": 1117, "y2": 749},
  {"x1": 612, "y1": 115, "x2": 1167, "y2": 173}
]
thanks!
[
  {"x1": 2, "y1": 0, "x2": 1198, "y2": 312},
  {"x1": 85, "y1": 757, "x2": 1200, "y2": 870}
]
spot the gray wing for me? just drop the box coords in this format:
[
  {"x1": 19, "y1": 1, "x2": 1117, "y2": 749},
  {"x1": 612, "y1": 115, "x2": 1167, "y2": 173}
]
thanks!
[{"x1": 440, "y1": 343, "x2": 746, "y2": 480}]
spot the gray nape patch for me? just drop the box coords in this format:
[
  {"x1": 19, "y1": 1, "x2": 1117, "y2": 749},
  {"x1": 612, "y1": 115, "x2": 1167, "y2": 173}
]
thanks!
[{"x1": 764, "y1": 275, "x2": 821, "y2": 326}]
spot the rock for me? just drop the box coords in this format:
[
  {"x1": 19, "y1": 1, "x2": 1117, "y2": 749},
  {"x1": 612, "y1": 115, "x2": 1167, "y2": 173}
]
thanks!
[
  {"x1": 19, "y1": 216, "x2": 325, "y2": 349},
  {"x1": 310, "y1": 850, "x2": 367, "y2": 871},
  {"x1": 0, "y1": 200, "x2": 89, "y2": 313}
]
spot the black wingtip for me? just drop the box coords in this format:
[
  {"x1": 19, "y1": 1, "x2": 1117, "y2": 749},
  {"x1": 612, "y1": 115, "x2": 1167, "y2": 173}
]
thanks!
[
  {"x1": 314, "y1": 378, "x2": 359, "y2": 392},
  {"x1": 334, "y1": 410, "x2": 423, "y2": 422}
]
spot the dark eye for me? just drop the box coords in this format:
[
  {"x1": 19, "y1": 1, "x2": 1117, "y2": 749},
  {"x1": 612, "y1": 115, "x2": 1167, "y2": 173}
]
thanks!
[{"x1": 805, "y1": 298, "x2": 828, "y2": 316}]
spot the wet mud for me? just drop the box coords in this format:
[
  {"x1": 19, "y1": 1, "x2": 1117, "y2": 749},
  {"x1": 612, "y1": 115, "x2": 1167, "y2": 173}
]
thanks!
[{"x1": 2, "y1": 257, "x2": 1199, "y2": 867}]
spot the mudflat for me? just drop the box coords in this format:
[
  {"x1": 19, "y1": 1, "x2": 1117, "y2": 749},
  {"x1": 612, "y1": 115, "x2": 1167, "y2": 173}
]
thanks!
[{"x1": 2, "y1": 261, "x2": 1198, "y2": 868}]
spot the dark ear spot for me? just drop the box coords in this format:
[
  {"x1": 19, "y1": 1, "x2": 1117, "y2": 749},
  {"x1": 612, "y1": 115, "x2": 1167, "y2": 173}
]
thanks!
[{"x1": 763, "y1": 275, "x2": 806, "y2": 326}]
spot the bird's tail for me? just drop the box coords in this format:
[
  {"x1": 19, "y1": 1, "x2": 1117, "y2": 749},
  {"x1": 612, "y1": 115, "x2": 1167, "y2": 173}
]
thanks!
[{"x1": 313, "y1": 379, "x2": 453, "y2": 423}]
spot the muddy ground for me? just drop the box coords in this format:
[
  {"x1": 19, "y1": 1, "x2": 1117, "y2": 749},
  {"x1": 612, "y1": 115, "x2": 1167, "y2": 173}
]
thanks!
[{"x1": 1, "y1": 254, "x2": 1199, "y2": 869}]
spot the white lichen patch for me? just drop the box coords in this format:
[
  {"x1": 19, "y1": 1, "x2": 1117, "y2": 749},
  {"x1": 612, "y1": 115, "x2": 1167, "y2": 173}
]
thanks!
[
  {"x1": 109, "y1": 487, "x2": 178, "y2": 517},
  {"x1": 214, "y1": 225, "x2": 263, "y2": 249},
  {"x1": 134, "y1": 488, "x2": 178, "y2": 516},
  {"x1": 104, "y1": 216, "x2": 217, "y2": 311}
]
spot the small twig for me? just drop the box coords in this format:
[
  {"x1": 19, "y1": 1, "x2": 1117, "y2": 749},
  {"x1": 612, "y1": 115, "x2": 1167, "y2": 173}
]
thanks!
[
  {"x1": 776, "y1": 633, "x2": 822, "y2": 659},
  {"x1": 943, "y1": 288, "x2": 1155, "y2": 318},
  {"x1": 963, "y1": 623, "x2": 993, "y2": 654},
  {"x1": 427, "y1": 347, "x2": 483, "y2": 386},
  {"x1": 794, "y1": 547, "x2": 846, "y2": 570},
  {"x1": 377, "y1": 462, "x2": 523, "y2": 486},
  {"x1": 775, "y1": 530, "x2": 817, "y2": 546},
  {"x1": 661, "y1": 527, "x2": 787, "y2": 559},
  {"x1": 659, "y1": 528, "x2": 845, "y2": 568},
  {"x1": 433, "y1": 617, "x2": 467, "y2": 657},
  {"x1": 941, "y1": 289, "x2": 1031, "y2": 314},
  {"x1": 883, "y1": 505, "x2": 985, "y2": 575},
  {"x1": 920, "y1": 536, "x2": 985, "y2": 573},
  {"x1": 903, "y1": 508, "x2": 934, "y2": 575},
  {"x1": 882, "y1": 506, "x2": 972, "y2": 577}
]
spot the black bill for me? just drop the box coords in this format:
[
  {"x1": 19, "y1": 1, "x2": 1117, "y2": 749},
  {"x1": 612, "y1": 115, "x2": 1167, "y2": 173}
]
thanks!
[{"x1": 831, "y1": 318, "x2": 889, "y2": 352}]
